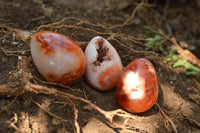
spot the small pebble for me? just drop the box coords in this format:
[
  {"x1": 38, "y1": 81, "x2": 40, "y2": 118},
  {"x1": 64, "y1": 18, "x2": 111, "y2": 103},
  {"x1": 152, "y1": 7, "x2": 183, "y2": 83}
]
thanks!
[
  {"x1": 170, "y1": 81, "x2": 174, "y2": 84},
  {"x1": 11, "y1": 41, "x2": 19, "y2": 45},
  {"x1": 2, "y1": 39, "x2": 6, "y2": 43}
]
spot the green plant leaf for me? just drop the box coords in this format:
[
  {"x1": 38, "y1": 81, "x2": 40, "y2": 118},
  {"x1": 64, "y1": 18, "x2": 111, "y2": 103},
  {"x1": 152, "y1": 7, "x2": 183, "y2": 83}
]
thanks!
[
  {"x1": 172, "y1": 59, "x2": 187, "y2": 68},
  {"x1": 143, "y1": 26, "x2": 151, "y2": 30},
  {"x1": 145, "y1": 35, "x2": 162, "y2": 45},
  {"x1": 168, "y1": 49, "x2": 177, "y2": 55},
  {"x1": 186, "y1": 71, "x2": 197, "y2": 76},
  {"x1": 144, "y1": 26, "x2": 151, "y2": 36},
  {"x1": 167, "y1": 52, "x2": 200, "y2": 77},
  {"x1": 158, "y1": 43, "x2": 167, "y2": 55},
  {"x1": 145, "y1": 35, "x2": 163, "y2": 50},
  {"x1": 184, "y1": 62, "x2": 200, "y2": 71},
  {"x1": 146, "y1": 38, "x2": 153, "y2": 41},
  {"x1": 166, "y1": 55, "x2": 178, "y2": 62}
]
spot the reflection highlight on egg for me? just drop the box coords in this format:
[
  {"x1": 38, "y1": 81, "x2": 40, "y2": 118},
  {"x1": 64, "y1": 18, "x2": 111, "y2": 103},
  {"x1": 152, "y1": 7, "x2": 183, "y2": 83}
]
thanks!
[{"x1": 123, "y1": 70, "x2": 145, "y2": 100}]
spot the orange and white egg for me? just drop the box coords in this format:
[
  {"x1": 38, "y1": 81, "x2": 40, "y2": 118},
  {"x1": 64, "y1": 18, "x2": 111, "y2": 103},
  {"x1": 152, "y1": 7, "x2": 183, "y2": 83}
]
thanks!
[
  {"x1": 84, "y1": 36, "x2": 122, "y2": 91},
  {"x1": 116, "y1": 58, "x2": 159, "y2": 113},
  {"x1": 30, "y1": 31, "x2": 86, "y2": 85}
]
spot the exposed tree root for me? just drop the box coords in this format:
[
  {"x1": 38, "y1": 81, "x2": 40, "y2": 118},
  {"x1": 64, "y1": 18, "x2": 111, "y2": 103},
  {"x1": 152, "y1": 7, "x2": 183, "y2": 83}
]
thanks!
[
  {"x1": 0, "y1": 56, "x2": 138, "y2": 131},
  {"x1": 156, "y1": 103, "x2": 177, "y2": 133}
]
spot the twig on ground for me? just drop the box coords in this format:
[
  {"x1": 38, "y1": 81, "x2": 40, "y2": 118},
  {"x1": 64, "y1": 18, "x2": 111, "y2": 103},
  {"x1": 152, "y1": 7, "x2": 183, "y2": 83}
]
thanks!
[
  {"x1": 159, "y1": 0, "x2": 170, "y2": 27},
  {"x1": 67, "y1": 98, "x2": 80, "y2": 133},
  {"x1": 36, "y1": 17, "x2": 122, "y2": 31},
  {"x1": 0, "y1": 47, "x2": 30, "y2": 56},
  {"x1": 156, "y1": 103, "x2": 177, "y2": 133},
  {"x1": 0, "y1": 94, "x2": 18, "y2": 115},
  {"x1": 6, "y1": 113, "x2": 19, "y2": 132},
  {"x1": 33, "y1": 100, "x2": 69, "y2": 123},
  {"x1": 107, "y1": 37, "x2": 155, "y2": 55},
  {"x1": 193, "y1": 79, "x2": 200, "y2": 92},
  {"x1": 1, "y1": 20, "x2": 151, "y2": 60},
  {"x1": 33, "y1": 76, "x2": 82, "y2": 92},
  {"x1": 123, "y1": 0, "x2": 154, "y2": 26}
]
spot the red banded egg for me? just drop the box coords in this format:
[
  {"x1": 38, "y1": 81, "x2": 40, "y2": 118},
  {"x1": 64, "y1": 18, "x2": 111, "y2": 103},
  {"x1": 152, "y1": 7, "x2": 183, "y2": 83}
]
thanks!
[
  {"x1": 30, "y1": 31, "x2": 86, "y2": 85},
  {"x1": 116, "y1": 58, "x2": 159, "y2": 113},
  {"x1": 84, "y1": 36, "x2": 122, "y2": 91}
]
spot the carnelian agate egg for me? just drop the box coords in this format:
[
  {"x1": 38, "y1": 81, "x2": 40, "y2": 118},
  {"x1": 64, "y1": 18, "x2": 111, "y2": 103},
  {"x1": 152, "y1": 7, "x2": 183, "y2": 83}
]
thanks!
[
  {"x1": 30, "y1": 31, "x2": 86, "y2": 85},
  {"x1": 116, "y1": 58, "x2": 159, "y2": 113},
  {"x1": 84, "y1": 36, "x2": 122, "y2": 91}
]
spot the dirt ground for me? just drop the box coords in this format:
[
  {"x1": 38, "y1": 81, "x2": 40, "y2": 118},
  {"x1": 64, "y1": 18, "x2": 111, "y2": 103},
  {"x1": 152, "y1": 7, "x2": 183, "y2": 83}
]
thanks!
[{"x1": 0, "y1": 0, "x2": 200, "y2": 132}]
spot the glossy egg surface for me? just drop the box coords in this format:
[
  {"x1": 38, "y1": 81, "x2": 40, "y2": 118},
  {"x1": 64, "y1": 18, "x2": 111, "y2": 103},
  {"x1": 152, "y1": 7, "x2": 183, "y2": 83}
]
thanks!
[
  {"x1": 85, "y1": 36, "x2": 122, "y2": 91},
  {"x1": 30, "y1": 31, "x2": 86, "y2": 85},
  {"x1": 116, "y1": 58, "x2": 159, "y2": 113}
]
